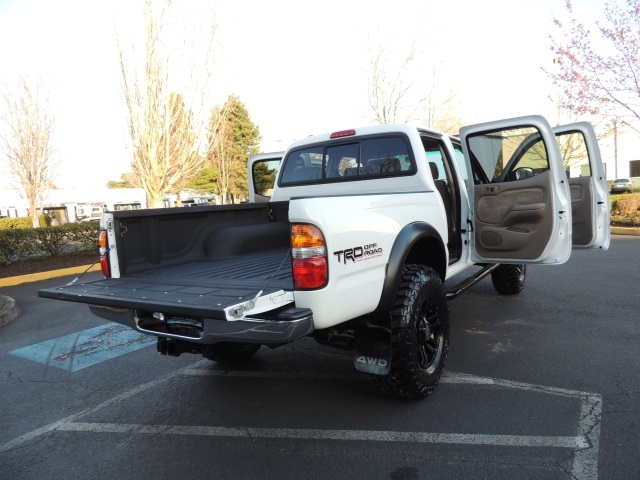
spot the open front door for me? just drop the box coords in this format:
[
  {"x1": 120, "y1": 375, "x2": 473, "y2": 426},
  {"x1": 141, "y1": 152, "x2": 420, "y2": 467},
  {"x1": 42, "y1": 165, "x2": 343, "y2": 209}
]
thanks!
[
  {"x1": 248, "y1": 152, "x2": 284, "y2": 203},
  {"x1": 553, "y1": 122, "x2": 610, "y2": 250},
  {"x1": 460, "y1": 115, "x2": 572, "y2": 265}
]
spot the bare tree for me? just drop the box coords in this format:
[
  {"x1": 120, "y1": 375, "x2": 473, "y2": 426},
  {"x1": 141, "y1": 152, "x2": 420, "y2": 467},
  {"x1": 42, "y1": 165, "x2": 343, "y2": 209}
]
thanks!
[
  {"x1": 423, "y1": 67, "x2": 463, "y2": 135},
  {"x1": 209, "y1": 109, "x2": 232, "y2": 204},
  {"x1": 367, "y1": 42, "x2": 462, "y2": 132},
  {"x1": 0, "y1": 77, "x2": 58, "y2": 227},
  {"x1": 367, "y1": 41, "x2": 425, "y2": 124},
  {"x1": 550, "y1": 0, "x2": 640, "y2": 136},
  {"x1": 115, "y1": 0, "x2": 218, "y2": 207}
]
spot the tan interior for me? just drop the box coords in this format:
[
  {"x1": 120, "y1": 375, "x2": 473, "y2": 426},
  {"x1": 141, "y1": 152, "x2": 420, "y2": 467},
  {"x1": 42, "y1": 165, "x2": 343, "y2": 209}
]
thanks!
[
  {"x1": 474, "y1": 171, "x2": 554, "y2": 259},
  {"x1": 569, "y1": 177, "x2": 595, "y2": 246}
]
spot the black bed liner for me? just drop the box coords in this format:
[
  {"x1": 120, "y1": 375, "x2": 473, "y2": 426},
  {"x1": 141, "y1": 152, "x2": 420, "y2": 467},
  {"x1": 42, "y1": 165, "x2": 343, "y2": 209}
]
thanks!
[{"x1": 38, "y1": 248, "x2": 293, "y2": 320}]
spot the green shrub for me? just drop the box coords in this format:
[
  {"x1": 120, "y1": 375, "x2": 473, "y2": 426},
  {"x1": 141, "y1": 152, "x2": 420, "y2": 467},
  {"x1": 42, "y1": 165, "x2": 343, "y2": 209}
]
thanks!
[
  {"x1": 39, "y1": 214, "x2": 52, "y2": 227},
  {"x1": 612, "y1": 195, "x2": 640, "y2": 216},
  {"x1": 63, "y1": 222, "x2": 100, "y2": 253},
  {"x1": 0, "y1": 215, "x2": 53, "y2": 229},
  {"x1": 0, "y1": 217, "x2": 33, "y2": 230},
  {"x1": 0, "y1": 222, "x2": 101, "y2": 264},
  {"x1": 33, "y1": 227, "x2": 68, "y2": 256},
  {"x1": 0, "y1": 229, "x2": 37, "y2": 265},
  {"x1": 32, "y1": 223, "x2": 101, "y2": 256},
  {"x1": 610, "y1": 193, "x2": 640, "y2": 226}
]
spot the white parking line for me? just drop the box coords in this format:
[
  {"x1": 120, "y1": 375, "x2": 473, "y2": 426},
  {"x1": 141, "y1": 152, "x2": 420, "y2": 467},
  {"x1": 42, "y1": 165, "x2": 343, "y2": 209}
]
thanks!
[
  {"x1": 58, "y1": 421, "x2": 584, "y2": 448},
  {"x1": 572, "y1": 395, "x2": 602, "y2": 480},
  {"x1": 0, "y1": 361, "x2": 206, "y2": 454},
  {"x1": 0, "y1": 365, "x2": 602, "y2": 480}
]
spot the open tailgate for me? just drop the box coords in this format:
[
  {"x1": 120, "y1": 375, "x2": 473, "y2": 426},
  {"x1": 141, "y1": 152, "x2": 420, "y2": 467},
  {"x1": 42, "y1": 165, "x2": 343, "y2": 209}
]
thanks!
[{"x1": 38, "y1": 249, "x2": 294, "y2": 320}]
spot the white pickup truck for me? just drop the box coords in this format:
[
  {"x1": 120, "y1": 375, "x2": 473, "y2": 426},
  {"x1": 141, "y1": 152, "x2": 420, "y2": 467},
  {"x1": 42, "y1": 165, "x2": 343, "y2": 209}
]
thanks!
[{"x1": 39, "y1": 115, "x2": 610, "y2": 398}]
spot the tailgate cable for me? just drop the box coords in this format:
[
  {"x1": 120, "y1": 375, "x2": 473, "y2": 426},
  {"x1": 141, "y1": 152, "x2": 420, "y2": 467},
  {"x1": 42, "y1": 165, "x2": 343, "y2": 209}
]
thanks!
[
  {"x1": 231, "y1": 249, "x2": 292, "y2": 318},
  {"x1": 64, "y1": 253, "x2": 104, "y2": 286},
  {"x1": 252, "y1": 248, "x2": 292, "y2": 302}
]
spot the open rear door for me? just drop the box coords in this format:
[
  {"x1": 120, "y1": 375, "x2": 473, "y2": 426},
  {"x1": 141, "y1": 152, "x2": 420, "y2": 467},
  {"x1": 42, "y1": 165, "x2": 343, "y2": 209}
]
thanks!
[
  {"x1": 553, "y1": 122, "x2": 610, "y2": 250},
  {"x1": 460, "y1": 115, "x2": 572, "y2": 265}
]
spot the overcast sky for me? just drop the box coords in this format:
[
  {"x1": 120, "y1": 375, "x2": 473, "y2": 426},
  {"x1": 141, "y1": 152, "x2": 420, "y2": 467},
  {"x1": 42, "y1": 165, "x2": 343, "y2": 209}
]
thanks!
[{"x1": 0, "y1": 0, "x2": 617, "y2": 190}]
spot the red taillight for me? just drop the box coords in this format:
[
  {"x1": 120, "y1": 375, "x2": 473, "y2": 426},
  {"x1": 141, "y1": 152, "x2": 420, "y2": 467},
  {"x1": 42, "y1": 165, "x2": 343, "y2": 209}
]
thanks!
[
  {"x1": 99, "y1": 230, "x2": 111, "y2": 277},
  {"x1": 100, "y1": 255, "x2": 111, "y2": 277},
  {"x1": 293, "y1": 257, "x2": 328, "y2": 289},
  {"x1": 291, "y1": 224, "x2": 327, "y2": 290},
  {"x1": 330, "y1": 129, "x2": 356, "y2": 139}
]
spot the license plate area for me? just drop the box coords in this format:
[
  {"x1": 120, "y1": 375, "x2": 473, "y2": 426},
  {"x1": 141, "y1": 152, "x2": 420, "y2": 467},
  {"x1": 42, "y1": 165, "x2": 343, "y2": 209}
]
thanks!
[{"x1": 135, "y1": 310, "x2": 204, "y2": 339}]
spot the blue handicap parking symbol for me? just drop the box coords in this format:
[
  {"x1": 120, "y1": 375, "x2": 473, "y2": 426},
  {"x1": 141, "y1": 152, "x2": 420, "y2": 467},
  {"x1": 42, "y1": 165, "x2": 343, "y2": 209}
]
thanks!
[{"x1": 10, "y1": 324, "x2": 155, "y2": 372}]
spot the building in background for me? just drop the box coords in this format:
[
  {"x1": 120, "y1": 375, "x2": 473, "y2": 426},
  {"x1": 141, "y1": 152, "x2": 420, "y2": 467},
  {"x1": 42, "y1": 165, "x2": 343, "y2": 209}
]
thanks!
[
  {"x1": 600, "y1": 130, "x2": 640, "y2": 186},
  {"x1": 0, "y1": 187, "x2": 147, "y2": 221}
]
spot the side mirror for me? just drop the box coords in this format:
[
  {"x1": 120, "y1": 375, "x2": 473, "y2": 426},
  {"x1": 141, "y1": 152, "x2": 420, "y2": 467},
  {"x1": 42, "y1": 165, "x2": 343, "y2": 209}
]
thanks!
[{"x1": 510, "y1": 167, "x2": 534, "y2": 181}]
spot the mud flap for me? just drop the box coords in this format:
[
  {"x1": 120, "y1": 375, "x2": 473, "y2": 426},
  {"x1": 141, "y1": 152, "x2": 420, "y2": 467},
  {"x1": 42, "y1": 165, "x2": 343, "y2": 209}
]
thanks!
[{"x1": 353, "y1": 312, "x2": 391, "y2": 376}]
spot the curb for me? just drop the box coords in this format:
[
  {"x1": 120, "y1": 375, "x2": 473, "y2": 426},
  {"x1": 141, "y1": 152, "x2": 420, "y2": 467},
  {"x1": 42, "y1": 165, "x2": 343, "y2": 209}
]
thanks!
[
  {"x1": 611, "y1": 226, "x2": 640, "y2": 236},
  {"x1": 0, "y1": 264, "x2": 101, "y2": 288},
  {"x1": 0, "y1": 263, "x2": 100, "y2": 328},
  {"x1": 0, "y1": 294, "x2": 21, "y2": 328}
]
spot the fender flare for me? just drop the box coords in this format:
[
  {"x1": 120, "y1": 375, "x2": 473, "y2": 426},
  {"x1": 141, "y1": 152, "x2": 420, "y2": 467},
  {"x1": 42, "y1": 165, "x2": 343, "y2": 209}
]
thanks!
[{"x1": 375, "y1": 222, "x2": 446, "y2": 312}]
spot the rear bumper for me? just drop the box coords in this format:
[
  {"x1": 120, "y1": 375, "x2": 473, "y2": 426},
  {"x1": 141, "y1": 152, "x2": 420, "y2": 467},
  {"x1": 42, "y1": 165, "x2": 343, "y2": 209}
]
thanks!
[{"x1": 88, "y1": 305, "x2": 314, "y2": 346}]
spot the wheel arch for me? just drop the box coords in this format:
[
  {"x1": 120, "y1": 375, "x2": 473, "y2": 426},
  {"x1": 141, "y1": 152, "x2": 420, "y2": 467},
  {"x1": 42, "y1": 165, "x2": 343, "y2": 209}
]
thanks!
[{"x1": 375, "y1": 222, "x2": 447, "y2": 312}]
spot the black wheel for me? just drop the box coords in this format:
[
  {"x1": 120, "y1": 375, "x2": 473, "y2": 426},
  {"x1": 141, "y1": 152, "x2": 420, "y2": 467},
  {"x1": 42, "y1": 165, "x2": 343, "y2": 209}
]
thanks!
[
  {"x1": 491, "y1": 264, "x2": 526, "y2": 295},
  {"x1": 373, "y1": 265, "x2": 450, "y2": 399},
  {"x1": 201, "y1": 342, "x2": 261, "y2": 363}
]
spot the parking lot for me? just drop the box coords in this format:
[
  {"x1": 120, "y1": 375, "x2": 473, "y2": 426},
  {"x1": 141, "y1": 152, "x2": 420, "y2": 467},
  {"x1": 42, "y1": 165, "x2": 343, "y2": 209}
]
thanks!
[{"x1": 1, "y1": 235, "x2": 639, "y2": 479}]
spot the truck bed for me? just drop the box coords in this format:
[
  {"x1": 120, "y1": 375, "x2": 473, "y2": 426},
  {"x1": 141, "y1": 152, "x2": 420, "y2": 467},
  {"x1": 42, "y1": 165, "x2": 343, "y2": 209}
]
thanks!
[{"x1": 39, "y1": 248, "x2": 293, "y2": 320}]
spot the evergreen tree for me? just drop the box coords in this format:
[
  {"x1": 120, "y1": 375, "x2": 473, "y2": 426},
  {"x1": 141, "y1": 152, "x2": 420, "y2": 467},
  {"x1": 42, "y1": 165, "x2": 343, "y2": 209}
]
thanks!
[
  {"x1": 204, "y1": 95, "x2": 261, "y2": 203},
  {"x1": 187, "y1": 164, "x2": 218, "y2": 195}
]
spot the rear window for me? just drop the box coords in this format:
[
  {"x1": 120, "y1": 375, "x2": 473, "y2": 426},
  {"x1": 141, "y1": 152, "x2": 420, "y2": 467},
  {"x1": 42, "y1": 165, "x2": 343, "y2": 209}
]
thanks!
[{"x1": 279, "y1": 135, "x2": 415, "y2": 185}]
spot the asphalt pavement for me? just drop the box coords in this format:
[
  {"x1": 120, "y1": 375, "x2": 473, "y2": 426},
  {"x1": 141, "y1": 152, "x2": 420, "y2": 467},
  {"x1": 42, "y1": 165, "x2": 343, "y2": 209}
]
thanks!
[{"x1": 0, "y1": 235, "x2": 638, "y2": 480}]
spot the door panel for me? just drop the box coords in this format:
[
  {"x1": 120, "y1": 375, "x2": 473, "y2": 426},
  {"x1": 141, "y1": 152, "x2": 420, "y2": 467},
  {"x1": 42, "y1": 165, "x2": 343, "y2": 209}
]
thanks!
[
  {"x1": 568, "y1": 177, "x2": 595, "y2": 246},
  {"x1": 474, "y1": 172, "x2": 552, "y2": 258}
]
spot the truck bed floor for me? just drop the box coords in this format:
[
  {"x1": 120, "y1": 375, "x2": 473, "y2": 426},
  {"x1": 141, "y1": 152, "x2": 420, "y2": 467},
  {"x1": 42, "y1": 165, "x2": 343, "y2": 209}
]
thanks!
[{"x1": 39, "y1": 248, "x2": 293, "y2": 319}]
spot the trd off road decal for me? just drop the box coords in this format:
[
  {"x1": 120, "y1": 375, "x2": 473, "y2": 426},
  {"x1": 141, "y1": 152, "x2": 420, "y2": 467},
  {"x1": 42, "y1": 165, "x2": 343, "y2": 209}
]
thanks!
[{"x1": 333, "y1": 243, "x2": 383, "y2": 264}]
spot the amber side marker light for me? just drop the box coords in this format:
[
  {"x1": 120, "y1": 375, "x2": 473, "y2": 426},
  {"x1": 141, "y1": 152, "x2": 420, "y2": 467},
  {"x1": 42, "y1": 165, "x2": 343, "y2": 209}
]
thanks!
[
  {"x1": 291, "y1": 224, "x2": 328, "y2": 290},
  {"x1": 99, "y1": 230, "x2": 110, "y2": 277}
]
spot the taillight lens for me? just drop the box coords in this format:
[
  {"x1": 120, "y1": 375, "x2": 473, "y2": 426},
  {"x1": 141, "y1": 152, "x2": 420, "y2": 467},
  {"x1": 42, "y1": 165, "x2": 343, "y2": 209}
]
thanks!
[
  {"x1": 291, "y1": 224, "x2": 327, "y2": 289},
  {"x1": 99, "y1": 230, "x2": 111, "y2": 277},
  {"x1": 330, "y1": 129, "x2": 356, "y2": 139}
]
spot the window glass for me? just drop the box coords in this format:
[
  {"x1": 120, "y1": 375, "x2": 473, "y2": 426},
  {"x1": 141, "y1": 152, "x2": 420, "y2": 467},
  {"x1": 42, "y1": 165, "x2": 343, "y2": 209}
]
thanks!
[
  {"x1": 252, "y1": 159, "x2": 280, "y2": 197},
  {"x1": 556, "y1": 131, "x2": 591, "y2": 178},
  {"x1": 280, "y1": 146, "x2": 323, "y2": 184},
  {"x1": 467, "y1": 127, "x2": 549, "y2": 183},
  {"x1": 452, "y1": 144, "x2": 469, "y2": 182},
  {"x1": 326, "y1": 143, "x2": 359, "y2": 178},
  {"x1": 422, "y1": 137, "x2": 455, "y2": 187},
  {"x1": 425, "y1": 149, "x2": 446, "y2": 182},
  {"x1": 361, "y1": 137, "x2": 413, "y2": 175}
]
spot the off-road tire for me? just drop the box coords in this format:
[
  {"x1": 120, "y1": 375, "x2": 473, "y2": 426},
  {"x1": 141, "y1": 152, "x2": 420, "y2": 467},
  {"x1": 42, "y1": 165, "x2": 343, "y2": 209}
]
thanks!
[
  {"x1": 201, "y1": 342, "x2": 261, "y2": 363},
  {"x1": 491, "y1": 264, "x2": 526, "y2": 295},
  {"x1": 372, "y1": 264, "x2": 450, "y2": 399}
]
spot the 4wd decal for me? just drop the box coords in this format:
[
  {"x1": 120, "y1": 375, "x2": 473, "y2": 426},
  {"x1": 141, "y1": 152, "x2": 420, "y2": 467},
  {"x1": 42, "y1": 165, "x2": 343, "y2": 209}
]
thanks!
[
  {"x1": 356, "y1": 356, "x2": 388, "y2": 368},
  {"x1": 334, "y1": 243, "x2": 383, "y2": 264}
]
